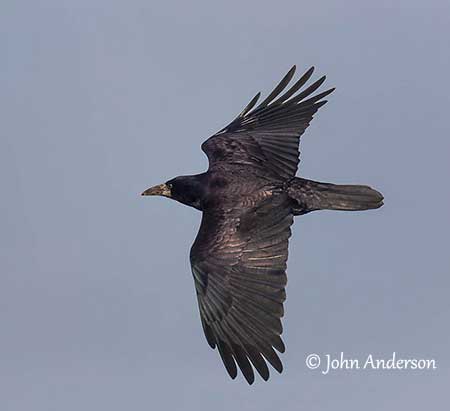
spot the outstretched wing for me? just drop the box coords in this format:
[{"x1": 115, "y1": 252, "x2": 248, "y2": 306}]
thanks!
[
  {"x1": 190, "y1": 192, "x2": 293, "y2": 384},
  {"x1": 202, "y1": 66, "x2": 334, "y2": 180}
]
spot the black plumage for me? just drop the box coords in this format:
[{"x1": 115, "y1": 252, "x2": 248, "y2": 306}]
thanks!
[{"x1": 142, "y1": 66, "x2": 383, "y2": 384}]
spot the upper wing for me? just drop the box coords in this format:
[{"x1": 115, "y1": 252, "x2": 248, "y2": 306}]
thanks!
[
  {"x1": 201, "y1": 66, "x2": 334, "y2": 180},
  {"x1": 190, "y1": 191, "x2": 293, "y2": 384}
]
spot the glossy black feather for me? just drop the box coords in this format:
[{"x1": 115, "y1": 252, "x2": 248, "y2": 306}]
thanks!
[
  {"x1": 203, "y1": 66, "x2": 334, "y2": 180},
  {"x1": 190, "y1": 189, "x2": 292, "y2": 383}
]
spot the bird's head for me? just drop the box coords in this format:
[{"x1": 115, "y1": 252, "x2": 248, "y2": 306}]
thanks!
[{"x1": 141, "y1": 175, "x2": 204, "y2": 210}]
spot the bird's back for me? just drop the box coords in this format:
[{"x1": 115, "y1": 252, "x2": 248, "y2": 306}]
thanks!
[{"x1": 201, "y1": 166, "x2": 286, "y2": 213}]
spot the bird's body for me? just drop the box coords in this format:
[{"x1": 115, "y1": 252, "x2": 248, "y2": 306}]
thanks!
[{"x1": 142, "y1": 66, "x2": 383, "y2": 384}]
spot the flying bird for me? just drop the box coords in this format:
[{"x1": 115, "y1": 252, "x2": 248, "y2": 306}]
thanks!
[{"x1": 142, "y1": 66, "x2": 383, "y2": 384}]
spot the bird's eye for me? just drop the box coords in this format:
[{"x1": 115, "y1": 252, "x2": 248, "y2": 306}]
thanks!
[{"x1": 167, "y1": 183, "x2": 173, "y2": 189}]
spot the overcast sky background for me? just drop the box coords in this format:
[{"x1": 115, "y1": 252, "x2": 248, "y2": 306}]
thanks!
[{"x1": 2, "y1": 1, "x2": 450, "y2": 410}]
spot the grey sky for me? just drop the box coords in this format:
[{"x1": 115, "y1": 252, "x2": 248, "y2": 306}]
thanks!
[{"x1": 1, "y1": 1, "x2": 449, "y2": 410}]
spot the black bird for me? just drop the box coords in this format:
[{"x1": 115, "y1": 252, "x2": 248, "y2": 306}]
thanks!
[{"x1": 142, "y1": 66, "x2": 383, "y2": 384}]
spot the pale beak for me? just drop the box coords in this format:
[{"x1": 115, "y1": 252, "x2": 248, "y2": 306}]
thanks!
[{"x1": 141, "y1": 183, "x2": 171, "y2": 197}]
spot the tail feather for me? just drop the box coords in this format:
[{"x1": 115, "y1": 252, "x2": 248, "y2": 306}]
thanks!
[{"x1": 288, "y1": 178, "x2": 384, "y2": 215}]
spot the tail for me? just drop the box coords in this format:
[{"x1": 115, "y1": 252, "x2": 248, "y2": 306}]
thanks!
[{"x1": 288, "y1": 178, "x2": 384, "y2": 215}]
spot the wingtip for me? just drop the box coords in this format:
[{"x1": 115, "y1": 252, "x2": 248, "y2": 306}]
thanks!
[
  {"x1": 260, "y1": 371, "x2": 270, "y2": 381},
  {"x1": 244, "y1": 374, "x2": 255, "y2": 385},
  {"x1": 275, "y1": 338, "x2": 286, "y2": 353}
]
